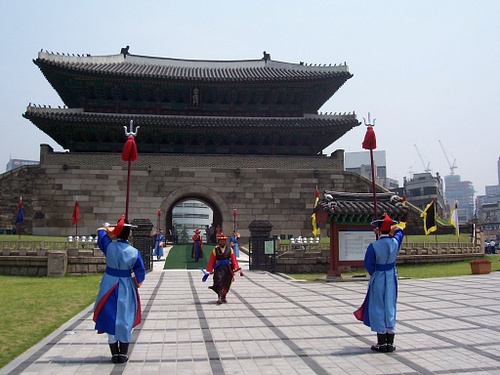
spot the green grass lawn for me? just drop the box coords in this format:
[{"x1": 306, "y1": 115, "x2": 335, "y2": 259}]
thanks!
[
  {"x1": 0, "y1": 274, "x2": 102, "y2": 369},
  {"x1": 163, "y1": 244, "x2": 209, "y2": 269}
]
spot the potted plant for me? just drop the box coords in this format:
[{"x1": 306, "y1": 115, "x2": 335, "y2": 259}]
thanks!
[{"x1": 470, "y1": 259, "x2": 492, "y2": 274}]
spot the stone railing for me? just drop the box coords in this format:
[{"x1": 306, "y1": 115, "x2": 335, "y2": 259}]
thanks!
[
  {"x1": 273, "y1": 240, "x2": 484, "y2": 273},
  {"x1": 0, "y1": 239, "x2": 97, "y2": 254},
  {"x1": 0, "y1": 240, "x2": 105, "y2": 276},
  {"x1": 0, "y1": 239, "x2": 485, "y2": 276}
]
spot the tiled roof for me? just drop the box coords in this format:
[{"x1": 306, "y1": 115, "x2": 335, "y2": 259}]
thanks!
[
  {"x1": 23, "y1": 106, "x2": 357, "y2": 127},
  {"x1": 23, "y1": 107, "x2": 360, "y2": 155},
  {"x1": 317, "y1": 191, "x2": 410, "y2": 223},
  {"x1": 35, "y1": 51, "x2": 352, "y2": 81}
]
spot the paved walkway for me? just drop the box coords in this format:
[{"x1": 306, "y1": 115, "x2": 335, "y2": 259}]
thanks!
[{"x1": 2, "y1": 251, "x2": 500, "y2": 374}]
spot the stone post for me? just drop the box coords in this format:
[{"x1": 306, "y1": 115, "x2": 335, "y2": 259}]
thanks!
[
  {"x1": 131, "y1": 218, "x2": 154, "y2": 272},
  {"x1": 47, "y1": 250, "x2": 67, "y2": 277},
  {"x1": 248, "y1": 220, "x2": 273, "y2": 271}
]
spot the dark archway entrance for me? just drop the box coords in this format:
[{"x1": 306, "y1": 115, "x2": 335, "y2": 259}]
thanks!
[
  {"x1": 165, "y1": 196, "x2": 222, "y2": 231},
  {"x1": 159, "y1": 187, "x2": 227, "y2": 243}
]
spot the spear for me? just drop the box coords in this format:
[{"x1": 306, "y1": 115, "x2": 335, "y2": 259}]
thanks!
[
  {"x1": 121, "y1": 120, "x2": 139, "y2": 220},
  {"x1": 362, "y1": 113, "x2": 378, "y2": 238}
]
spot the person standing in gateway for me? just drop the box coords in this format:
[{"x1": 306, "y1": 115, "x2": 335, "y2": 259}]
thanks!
[
  {"x1": 191, "y1": 228, "x2": 204, "y2": 262},
  {"x1": 229, "y1": 230, "x2": 241, "y2": 258},
  {"x1": 362, "y1": 213, "x2": 404, "y2": 353},
  {"x1": 93, "y1": 216, "x2": 145, "y2": 363},
  {"x1": 152, "y1": 228, "x2": 165, "y2": 260}
]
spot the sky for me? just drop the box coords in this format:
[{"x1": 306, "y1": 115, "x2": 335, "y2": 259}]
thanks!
[{"x1": 1, "y1": 0, "x2": 499, "y2": 197}]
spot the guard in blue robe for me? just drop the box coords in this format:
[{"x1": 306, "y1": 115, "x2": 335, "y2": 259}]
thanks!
[
  {"x1": 229, "y1": 230, "x2": 240, "y2": 258},
  {"x1": 93, "y1": 216, "x2": 146, "y2": 363},
  {"x1": 153, "y1": 229, "x2": 165, "y2": 260},
  {"x1": 363, "y1": 213, "x2": 404, "y2": 353}
]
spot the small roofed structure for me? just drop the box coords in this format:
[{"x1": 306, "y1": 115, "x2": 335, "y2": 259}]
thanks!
[{"x1": 314, "y1": 191, "x2": 410, "y2": 279}]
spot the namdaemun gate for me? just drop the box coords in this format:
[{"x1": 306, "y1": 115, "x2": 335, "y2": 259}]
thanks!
[{"x1": 1, "y1": 47, "x2": 398, "y2": 237}]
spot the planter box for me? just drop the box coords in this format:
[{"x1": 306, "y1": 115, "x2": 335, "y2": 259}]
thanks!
[{"x1": 471, "y1": 262, "x2": 491, "y2": 274}]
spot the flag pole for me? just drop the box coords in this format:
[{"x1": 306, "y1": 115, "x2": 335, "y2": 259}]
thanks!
[
  {"x1": 72, "y1": 198, "x2": 81, "y2": 239},
  {"x1": 16, "y1": 196, "x2": 24, "y2": 240},
  {"x1": 362, "y1": 113, "x2": 378, "y2": 239}
]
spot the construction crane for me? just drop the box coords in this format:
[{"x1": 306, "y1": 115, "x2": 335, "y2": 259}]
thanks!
[
  {"x1": 438, "y1": 140, "x2": 457, "y2": 175},
  {"x1": 414, "y1": 144, "x2": 432, "y2": 173}
]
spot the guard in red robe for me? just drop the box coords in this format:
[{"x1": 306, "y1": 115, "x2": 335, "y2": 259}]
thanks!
[{"x1": 206, "y1": 233, "x2": 240, "y2": 304}]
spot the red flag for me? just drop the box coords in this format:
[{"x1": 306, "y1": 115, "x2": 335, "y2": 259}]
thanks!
[
  {"x1": 121, "y1": 135, "x2": 138, "y2": 161},
  {"x1": 157, "y1": 209, "x2": 161, "y2": 217},
  {"x1": 233, "y1": 209, "x2": 237, "y2": 217},
  {"x1": 72, "y1": 200, "x2": 80, "y2": 225},
  {"x1": 362, "y1": 126, "x2": 377, "y2": 150}
]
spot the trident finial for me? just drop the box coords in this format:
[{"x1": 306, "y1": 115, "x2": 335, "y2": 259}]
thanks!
[
  {"x1": 362, "y1": 112, "x2": 376, "y2": 127},
  {"x1": 124, "y1": 120, "x2": 140, "y2": 137}
]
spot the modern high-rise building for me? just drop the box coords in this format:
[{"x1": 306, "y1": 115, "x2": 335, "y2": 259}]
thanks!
[
  {"x1": 344, "y1": 151, "x2": 398, "y2": 190},
  {"x1": 443, "y1": 174, "x2": 475, "y2": 222},
  {"x1": 403, "y1": 172, "x2": 446, "y2": 217},
  {"x1": 6, "y1": 158, "x2": 39, "y2": 172},
  {"x1": 475, "y1": 157, "x2": 500, "y2": 242}
]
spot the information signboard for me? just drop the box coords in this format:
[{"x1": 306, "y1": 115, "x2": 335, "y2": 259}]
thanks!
[
  {"x1": 264, "y1": 240, "x2": 274, "y2": 255},
  {"x1": 338, "y1": 230, "x2": 374, "y2": 261}
]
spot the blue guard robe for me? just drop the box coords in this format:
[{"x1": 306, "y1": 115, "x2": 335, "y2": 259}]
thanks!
[
  {"x1": 93, "y1": 229, "x2": 146, "y2": 342},
  {"x1": 363, "y1": 227, "x2": 404, "y2": 332},
  {"x1": 153, "y1": 232, "x2": 165, "y2": 258}
]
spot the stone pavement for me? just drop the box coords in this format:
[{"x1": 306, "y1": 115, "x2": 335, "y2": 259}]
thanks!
[{"x1": 2, "y1": 251, "x2": 500, "y2": 374}]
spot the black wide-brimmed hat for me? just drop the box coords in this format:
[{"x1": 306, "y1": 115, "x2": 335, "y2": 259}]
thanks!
[{"x1": 371, "y1": 213, "x2": 398, "y2": 232}]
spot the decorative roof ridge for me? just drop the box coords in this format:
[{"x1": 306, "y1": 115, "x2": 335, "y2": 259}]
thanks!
[
  {"x1": 305, "y1": 112, "x2": 357, "y2": 119},
  {"x1": 25, "y1": 104, "x2": 82, "y2": 113},
  {"x1": 36, "y1": 50, "x2": 349, "y2": 73},
  {"x1": 24, "y1": 106, "x2": 357, "y2": 121},
  {"x1": 37, "y1": 50, "x2": 122, "y2": 64},
  {"x1": 322, "y1": 190, "x2": 402, "y2": 202}
]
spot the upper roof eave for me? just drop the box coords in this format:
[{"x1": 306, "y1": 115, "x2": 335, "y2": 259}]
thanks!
[
  {"x1": 35, "y1": 50, "x2": 351, "y2": 75},
  {"x1": 23, "y1": 106, "x2": 359, "y2": 123}
]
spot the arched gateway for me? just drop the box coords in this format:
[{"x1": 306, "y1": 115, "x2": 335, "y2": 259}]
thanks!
[
  {"x1": 0, "y1": 48, "x2": 374, "y2": 239},
  {"x1": 160, "y1": 186, "x2": 226, "y2": 235}
]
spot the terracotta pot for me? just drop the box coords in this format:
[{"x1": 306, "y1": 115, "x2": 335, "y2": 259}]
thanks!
[{"x1": 470, "y1": 262, "x2": 491, "y2": 274}]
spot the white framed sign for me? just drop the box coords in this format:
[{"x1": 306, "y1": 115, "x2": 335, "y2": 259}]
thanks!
[
  {"x1": 338, "y1": 230, "x2": 375, "y2": 261},
  {"x1": 264, "y1": 240, "x2": 274, "y2": 255}
]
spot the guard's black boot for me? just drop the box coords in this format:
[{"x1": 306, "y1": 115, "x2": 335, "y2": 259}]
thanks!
[
  {"x1": 371, "y1": 333, "x2": 388, "y2": 352},
  {"x1": 109, "y1": 342, "x2": 120, "y2": 363},
  {"x1": 117, "y1": 342, "x2": 129, "y2": 363},
  {"x1": 386, "y1": 333, "x2": 396, "y2": 352}
]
